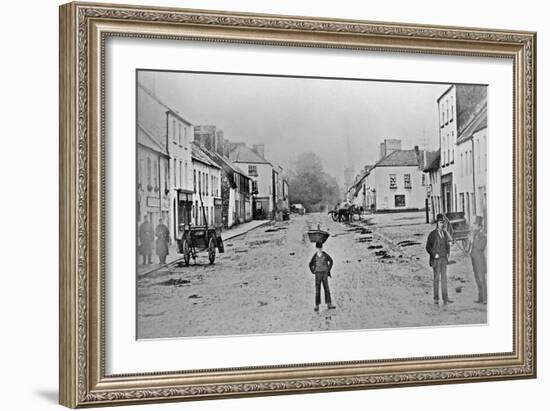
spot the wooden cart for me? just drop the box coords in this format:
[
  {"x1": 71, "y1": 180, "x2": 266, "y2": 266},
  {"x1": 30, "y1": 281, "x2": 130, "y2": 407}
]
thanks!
[
  {"x1": 443, "y1": 211, "x2": 471, "y2": 255},
  {"x1": 175, "y1": 189, "x2": 224, "y2": 266}
]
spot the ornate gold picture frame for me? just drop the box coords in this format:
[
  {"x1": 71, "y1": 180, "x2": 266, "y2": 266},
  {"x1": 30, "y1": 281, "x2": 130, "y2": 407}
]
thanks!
[{"x1": 59, "y1": 2, "x2": 536, "y2": 408}]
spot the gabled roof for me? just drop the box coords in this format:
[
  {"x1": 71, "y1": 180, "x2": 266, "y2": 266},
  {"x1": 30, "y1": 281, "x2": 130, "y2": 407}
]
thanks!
[
  {"x1": 191, "y1": 142, "x2": 220, "y2": 169},
  {"x1": 456, "y1": 85, "x2": 487, "y2": 136},
  {"x1": 200, "y1": 148, "x2": 249, "y2": 188},
  {"x1": 349, "y1": 165, "x2": 374, "y2": 195},
  {"x1": 228, "y1": 143, "x2": 271, "y2": 165},
  {"x1": 138, "y1": 83, "x2": 194, "y2": 126},
  {"x1": 457, "y1": 103, "x2": 488, "y2": 145},
  {"x1": 137, "y1": 123, "x2": 168, "y2": 156},
  {"x1": 375, "y1": 149, "x2": 422, "y2": 167},
  {"x1": 422, "y1": 150, "x2": 440, "y2": 171}
]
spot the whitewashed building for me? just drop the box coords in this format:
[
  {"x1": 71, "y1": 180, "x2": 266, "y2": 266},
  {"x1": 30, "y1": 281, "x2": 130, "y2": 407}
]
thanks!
[
  {"x1": 348, "y1": 165, "x2": 374, "y2": 211},
  {"x1": 191, "y1": 142, "x2": 222, "y2": 227},
  {"x1": 437, "y1": 84, "x2": 487, "y2": 215},
  {"x1": 136, "y1": 125, "x2": 170, "y2": 229},
  {"x1": 366, "y1": 149, "x2": 425, "y2": 212},
  {"x1": 437, "y1": 86, "x2": 459, "y2": 214},
  {"x1": 137, "y1": 82, "x2": 195, "y2": 241},
  {"x1": 455, "y1": 102, "x2": 488, "y2": 223},
  {"x1": 229, "y1": 143, "x2": 277, "y2": 220}
]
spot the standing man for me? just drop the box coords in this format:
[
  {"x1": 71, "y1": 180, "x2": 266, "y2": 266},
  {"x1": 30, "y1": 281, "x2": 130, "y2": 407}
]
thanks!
[
  {"x1": 468, "y1": 216, "x2": 487, "y2": 304},
  {"x1": 155, "y1": 218, "x2": 170, "y2": 264},
  {"x1": 309, "y1": 242, "x2": 336, "y2": 312},
  {"x1": 138, "y1": 215, "x2": 154, "y2": 265},
  {"x1": 425, "y1": 214, "x2": 454, "y2": 304}
]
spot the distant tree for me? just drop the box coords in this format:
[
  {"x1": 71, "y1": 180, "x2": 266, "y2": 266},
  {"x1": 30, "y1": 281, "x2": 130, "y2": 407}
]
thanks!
[{"x1": 287, "y1": 151, "x2": 341, "y2": 212}]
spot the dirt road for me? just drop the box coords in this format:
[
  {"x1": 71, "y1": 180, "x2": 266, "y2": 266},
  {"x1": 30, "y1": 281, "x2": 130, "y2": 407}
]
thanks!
[{"x1": 137, "y1": 211, "x2": 486, "y2": 339}]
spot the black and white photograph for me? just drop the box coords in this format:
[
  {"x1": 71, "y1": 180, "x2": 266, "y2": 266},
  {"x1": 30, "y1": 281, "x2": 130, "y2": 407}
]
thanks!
[{"x1": 135, "y1": 70, "x2": 488, "y2": 339}]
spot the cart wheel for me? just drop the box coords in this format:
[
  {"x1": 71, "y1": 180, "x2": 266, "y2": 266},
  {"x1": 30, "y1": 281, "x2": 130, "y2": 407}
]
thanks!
[
  {"x1": 208, "y1": 237, "x2": 216, "y2": 264},
  {"x1": 331, "y1": 212, "x2": 338, "y2": 222},
  {"x1": 182, "y1": 239, "x2": 190, "y2": 266},
  {"x1": 459, "y1": 239, "x2": 471, "y2": 256}
]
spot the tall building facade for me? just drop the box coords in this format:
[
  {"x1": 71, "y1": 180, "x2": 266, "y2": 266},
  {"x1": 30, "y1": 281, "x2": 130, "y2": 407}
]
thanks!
[
  {"x1": 437, "y1": 84, "x2": 487, "y2": 219},
  {"x1": 137, "y1": 82, "x2": 194, "y2": 241}
]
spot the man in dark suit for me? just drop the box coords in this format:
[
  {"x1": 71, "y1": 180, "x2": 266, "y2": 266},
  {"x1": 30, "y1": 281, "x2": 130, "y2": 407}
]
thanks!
[
  {"x1": 468, "y1": 216, "x2": 487, "y2": 304},
  {"x1": 425, "y1": 214, "x2": 454, "y2": 304},
  {"x1": 309, "y1": 242, "x2": 336, "y2": 312}
]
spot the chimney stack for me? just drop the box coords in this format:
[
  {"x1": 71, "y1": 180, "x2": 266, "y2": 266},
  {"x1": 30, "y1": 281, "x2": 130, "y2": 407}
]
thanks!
[
  {"x1": 252, "y1": 144, "x2": 265, "y2": 159},
  {"x1": 215, "y1": 130, "x2": 224, "y2": 156},
  {"x1": 413, "y1": 145, "x2": 422, "y2": 166},
  {"x1": 223, "y1": 138, "x2": 230, "y2": 158}
]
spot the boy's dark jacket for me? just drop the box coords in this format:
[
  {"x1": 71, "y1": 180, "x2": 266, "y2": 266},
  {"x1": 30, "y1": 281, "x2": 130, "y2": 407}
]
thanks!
[{"x1": 309, "y1": 251, "x2": 334, "y2": 276}]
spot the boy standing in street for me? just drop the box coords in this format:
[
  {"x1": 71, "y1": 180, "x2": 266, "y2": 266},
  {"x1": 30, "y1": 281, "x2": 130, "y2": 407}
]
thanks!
[
  {"x1": 309, "y1": 242, "x2": 336, "y2": 312},
  {"x1": 425, "y1": 214, "x2": 454, "y2": 305}
]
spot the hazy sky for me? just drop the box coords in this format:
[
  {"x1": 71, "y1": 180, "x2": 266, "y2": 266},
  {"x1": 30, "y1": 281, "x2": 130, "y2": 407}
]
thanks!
[{"x1": 138, "y1": 70, "x2": 449, "y2": 185}]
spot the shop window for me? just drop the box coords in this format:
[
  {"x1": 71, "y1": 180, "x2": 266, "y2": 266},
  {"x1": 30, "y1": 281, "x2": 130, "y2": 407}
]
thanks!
[{"x1": 395, "y1": 195, "x2": 406, "y2": 207}]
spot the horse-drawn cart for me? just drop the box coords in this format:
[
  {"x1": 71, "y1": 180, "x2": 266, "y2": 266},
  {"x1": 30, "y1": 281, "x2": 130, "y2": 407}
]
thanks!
[
  {"x1": 329, "y1": 202, "x2": 361, "y2": 223},
  {"x1": 175, "y1": 189, "x2": 224, "y2": 265},
  {"x1": 442, "y1": 211, "x2": 471, "y2": 255}
]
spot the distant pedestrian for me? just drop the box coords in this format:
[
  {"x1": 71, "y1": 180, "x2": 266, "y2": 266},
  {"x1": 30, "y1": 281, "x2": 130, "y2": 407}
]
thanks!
[
  {"x1": 155, "y1": 218, "x2": 170, "y2": 264},
  {"x1": 468, "y1": 216, "x2": 487, "y2": 304},
  {"x1": 138, "y1": 215, "x2": 154, "y2": 265},
  {"x1": 309, "y1": 242, "x2": 336, "y2": 312},
  {"x1": 425, "y1": 214, "x2": 454, "y2": 304}
]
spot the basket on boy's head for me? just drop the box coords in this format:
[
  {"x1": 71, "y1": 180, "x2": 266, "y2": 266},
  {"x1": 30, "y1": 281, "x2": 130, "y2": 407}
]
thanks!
[{"x1": 307, "y1": 224, "x2": 330, "y2": 244}]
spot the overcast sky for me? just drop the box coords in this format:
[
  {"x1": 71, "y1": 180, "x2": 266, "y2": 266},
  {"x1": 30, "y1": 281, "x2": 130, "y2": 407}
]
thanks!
[{"x1": 138, "y1": 70, "x2": 449, "y2": 185}]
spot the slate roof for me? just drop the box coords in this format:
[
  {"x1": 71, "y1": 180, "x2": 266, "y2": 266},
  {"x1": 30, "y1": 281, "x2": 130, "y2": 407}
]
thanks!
[
  {"x1": 200, "y1": 148, "x2": 249, "y2": 188},
  {"x1": 228, "y1": 143, "x2": 271, "y2": 165},
  {"x1": 457, "y1": 103, "x2": 488, "y2": 145},
  {"x1": 137, "y1": 123, "x2": 168, "y2": 156},
  {"x1": 375, "y1": 149, "x2": 422, "y2": 167},
  {"x1": 422, "y1": 150, "x2": 440, "y2": 171},
  {"x1": 191, "y1": 142, "x2": 220, "y2": 168},
  {"x1": 350, "y1": 165, "x2": 374, "y2": 195},
  {"x1": 456, "y1": 85, "x2": 487, "y2": 136}
]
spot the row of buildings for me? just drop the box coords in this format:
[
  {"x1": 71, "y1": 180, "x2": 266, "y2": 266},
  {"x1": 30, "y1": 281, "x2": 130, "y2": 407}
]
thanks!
[
  {"x1": 347, "y1": 84, "x2": 488, "y2": 224},
  {"x1": 137, "y1": 82, "x2": 290, "y2": 242}
]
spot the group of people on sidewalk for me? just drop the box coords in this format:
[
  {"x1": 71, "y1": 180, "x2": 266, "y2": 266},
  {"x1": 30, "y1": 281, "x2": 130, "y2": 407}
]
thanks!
[
  {"x1": 138, "y1": 216, "x2": 171, "y2": 265},
  {"x1": 425, "y1": 213, "x2": 487, "y2": 305}
]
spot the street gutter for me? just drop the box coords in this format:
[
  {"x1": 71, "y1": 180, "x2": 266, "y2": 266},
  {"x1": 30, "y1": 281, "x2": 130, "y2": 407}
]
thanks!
[{"x1": 137, "y1": 220, "x2": 272, "y2": 277}]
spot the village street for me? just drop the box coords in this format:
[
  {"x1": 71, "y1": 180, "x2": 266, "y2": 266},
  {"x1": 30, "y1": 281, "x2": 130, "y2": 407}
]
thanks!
[{"x1": 137, "y1": 212, "x2": 486, "y2": 339}]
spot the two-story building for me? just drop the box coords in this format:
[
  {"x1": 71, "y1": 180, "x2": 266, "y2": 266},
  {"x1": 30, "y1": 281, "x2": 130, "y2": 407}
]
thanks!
[
  {"x1": 348, "y1": 165, "x2": 374, "y2": 211},
  {"x1": 456, "y1": 102, "x2": 488, "y2": 223},
  {"x1": 136, "y1": 124, "x2": 170, "y2": 229},
  {"x1": 366, "y1": 148, "x2": 426, "y2": 212},
  {"x1": 137, "y1": 82, "x2": 195, "y2": 241},
  {"x1": 229, "y1": 143, "x2": 276, "y2": 220},
  {"x1": 202, "y1": 148, "x2": 252, "y2": 228},
  {"x1": 191, "y1": 142, "x2": 222, "y2": 227}
]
